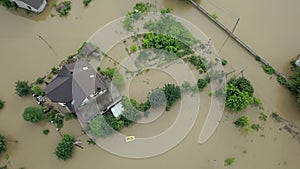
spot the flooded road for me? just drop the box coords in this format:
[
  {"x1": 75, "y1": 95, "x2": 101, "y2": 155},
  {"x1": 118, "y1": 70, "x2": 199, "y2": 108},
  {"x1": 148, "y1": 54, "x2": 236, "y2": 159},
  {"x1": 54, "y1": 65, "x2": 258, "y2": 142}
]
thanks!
[{"x1": 0, "y1": 0, "x2": 300, "y2": 168}]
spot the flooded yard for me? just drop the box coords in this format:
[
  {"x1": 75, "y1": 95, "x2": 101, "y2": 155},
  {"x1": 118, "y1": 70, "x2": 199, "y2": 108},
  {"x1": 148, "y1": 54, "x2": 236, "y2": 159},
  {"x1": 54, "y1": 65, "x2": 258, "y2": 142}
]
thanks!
[{"x1": 0, "y1": 0, "x2": 300, "y2": 168}]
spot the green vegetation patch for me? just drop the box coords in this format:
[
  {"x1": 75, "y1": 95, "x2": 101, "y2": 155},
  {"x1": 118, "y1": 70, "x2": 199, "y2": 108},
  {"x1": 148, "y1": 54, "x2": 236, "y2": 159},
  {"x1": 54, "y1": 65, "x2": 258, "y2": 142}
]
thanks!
[
  {"x1": 262, "y1": 64, "x2": 275, "y2": 75},
  {"x1": 99, "y1": 67, "x2": 125, "y2": 88},
  {"x1": 43, "y1": 129, "x2": 50, "y2": 135},
  {"x1": 0, "y1": 134, "x2": 7, "y2": 155},
  {"x1": 162, "y1": 84, "x2": 181, "y2": 111},
  {"x1": 55, "y1": 134, "x2": 75, "y2": 161},
  {"x1": 224, "y1": 157, "x2": 235, "y2": 166},
  {"x1": 0, "y1": 99, "x2": 5, "y2": 110},
  {"x1": 123, "y1": 2, "x2": 150, "y2": 31},
  {"x1": 15, "y1": 80, "x2": 31, "y2": 96},
  {"x1": 225, "y1": 77, "x2": 258, "y2": 112},
  {"x1": 56, "y1": 1, "x2": 71, "y2": 16},
  {"x1": 31, "y1": 85, "x2": 45, "y2": 96},
  {"x1": 23, "y1": 107, "x2": 44, "y2": 123},
  {"x1": 142, "y1": 32, "x2": 193, "y2": 58},
  {"x1": 184, "y1": 55, "x2": 209, "y2": 73},
  {"x1": 83, "y1": 0, "x2": 92, "y2": 7},
  {"x1": 233, "y1": 116, "x2": 250, "y2": 128},
  {"x1": 0, "y1": 0, "x2": 17, "y2": 8},
  {"x1": 144, "y1": 15, "x2": 198, "y2": 45}
]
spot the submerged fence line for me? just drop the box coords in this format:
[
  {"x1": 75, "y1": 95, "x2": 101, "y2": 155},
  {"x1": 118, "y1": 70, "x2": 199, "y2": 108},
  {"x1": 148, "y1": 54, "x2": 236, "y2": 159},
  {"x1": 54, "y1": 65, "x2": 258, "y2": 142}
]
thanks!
[{"x1": 188, "y1": 0, "x2": 287, "y2": 79}]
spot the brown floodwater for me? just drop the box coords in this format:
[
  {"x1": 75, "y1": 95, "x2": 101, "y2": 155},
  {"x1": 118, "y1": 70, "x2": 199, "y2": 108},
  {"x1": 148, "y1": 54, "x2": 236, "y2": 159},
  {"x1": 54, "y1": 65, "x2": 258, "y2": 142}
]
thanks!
[{"x1": 0, "y1": 0, "x2": 300, "y2": 168}]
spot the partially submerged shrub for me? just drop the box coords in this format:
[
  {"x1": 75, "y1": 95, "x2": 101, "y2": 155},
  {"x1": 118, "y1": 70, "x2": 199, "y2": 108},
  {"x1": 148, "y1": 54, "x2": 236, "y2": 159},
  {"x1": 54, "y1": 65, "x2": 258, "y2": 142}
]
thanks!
[{"x1": 23, "y1": 107, "x2": 44, "y2": 123}]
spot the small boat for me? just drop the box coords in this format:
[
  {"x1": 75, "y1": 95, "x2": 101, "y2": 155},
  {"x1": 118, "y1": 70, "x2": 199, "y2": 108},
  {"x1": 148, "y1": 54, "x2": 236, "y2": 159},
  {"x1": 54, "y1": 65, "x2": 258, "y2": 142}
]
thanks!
[{"x1": 125, "y1": 136, "x2": 135, "y2": 142}]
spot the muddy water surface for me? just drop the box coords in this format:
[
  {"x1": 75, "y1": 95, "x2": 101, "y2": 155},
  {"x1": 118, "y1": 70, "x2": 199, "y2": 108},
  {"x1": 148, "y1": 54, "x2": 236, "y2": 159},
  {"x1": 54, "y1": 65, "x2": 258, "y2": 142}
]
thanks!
[{"x1": 0, "y1": 0, "x2": 300, "y2": 169}]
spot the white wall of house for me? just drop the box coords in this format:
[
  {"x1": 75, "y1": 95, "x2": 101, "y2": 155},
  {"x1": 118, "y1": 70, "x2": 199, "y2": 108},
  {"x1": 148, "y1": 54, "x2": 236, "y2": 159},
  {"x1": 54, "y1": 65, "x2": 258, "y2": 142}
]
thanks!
[{"x1": 10, "y1": 0, "x2": 47, "y2": 13}]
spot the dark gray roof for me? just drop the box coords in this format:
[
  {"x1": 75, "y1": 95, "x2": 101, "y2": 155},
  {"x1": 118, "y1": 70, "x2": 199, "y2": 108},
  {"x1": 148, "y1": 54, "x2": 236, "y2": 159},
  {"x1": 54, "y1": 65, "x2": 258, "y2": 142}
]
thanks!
[
  {"x1": 20, "y1": 0, "x2": 45, "y2": 9},
  {"x1": 45, "y1": 60, "x2": 108, "y2": 112},
  {"x1": 80, "y1": 42, "x2": 97, "y2": 56}
]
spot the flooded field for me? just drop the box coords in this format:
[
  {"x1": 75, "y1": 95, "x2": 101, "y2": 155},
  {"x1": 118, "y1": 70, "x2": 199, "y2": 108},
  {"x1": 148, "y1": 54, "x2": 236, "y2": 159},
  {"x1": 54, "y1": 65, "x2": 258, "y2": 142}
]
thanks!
[{"x1": 0, "y1": 0, "x2": 299, "y2": 169}]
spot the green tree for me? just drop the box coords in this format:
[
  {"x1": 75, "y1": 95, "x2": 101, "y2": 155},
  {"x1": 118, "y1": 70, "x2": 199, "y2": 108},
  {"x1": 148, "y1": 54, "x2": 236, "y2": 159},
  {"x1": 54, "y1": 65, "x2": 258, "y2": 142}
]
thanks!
[
  {"x1": 35, "y1": 76, "x2": 45, "y2": 84},
  {"x1": 227, "y1": 77, "x2": 254, "y2": 96},
  {"x1": 224, "y1": 157, "x2": 235, "y2": 166},
  {"x1": 31, "y1": 85, "x2": 45, "y2": 96},
  {"x1": 197, "y1": 78, "x2": 208, "y2": 90},
  {"x1": 104, "y1": 113, "x2": 124, "y2": 131},
  {"x1": 100, "y1": 67, "x2": 125, "y2": 88},
  {"x1": 225, "y1": 83, "x2": 253, "y2": 112},
  {"x1": 162, "y1": 84, "x2": 181, "y2": 111},
  {"x1": 55, "y1": 134, "x2": 75, "y2": 161},
  {"x1": 0, "y1": 134, "x2": 7, "y2": 155},
  {"x1": 15, "y1": 80, "x2": 31, "y2": 96},
  {"x1": 120, "y1": 96, "x2": 141, "y2": 125},
  {"x1": 0, "y1": 99, "x2": 4, "y2": 110},
  {"x1": 148, "y1": 89, "x2": 166, "y2": 108},
  {"x1": 233, "y1": 116, "x2": 250, "y2": 128},
  {"x1": 130, "y1": 45, "x2": 137, "y2": 53},
  {"x1": 22, "y1": 107, "x2": 44, "y2": 123},
  {"x1": 250, "y1": 124, "x2": 261, "y2": 131},
  {"x1": 89, "y1": 115, "x2": 114, "y2": 137},
  {"x1": 83, "y1": 0, "x2": 92, "y2": 6}
]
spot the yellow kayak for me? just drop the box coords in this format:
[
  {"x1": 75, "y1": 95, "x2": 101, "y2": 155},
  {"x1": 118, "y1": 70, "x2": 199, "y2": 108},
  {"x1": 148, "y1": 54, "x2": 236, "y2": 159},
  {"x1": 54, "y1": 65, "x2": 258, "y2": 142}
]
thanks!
[{"x1": 125, "y1": 136, "x2": 135, "y2": 142}]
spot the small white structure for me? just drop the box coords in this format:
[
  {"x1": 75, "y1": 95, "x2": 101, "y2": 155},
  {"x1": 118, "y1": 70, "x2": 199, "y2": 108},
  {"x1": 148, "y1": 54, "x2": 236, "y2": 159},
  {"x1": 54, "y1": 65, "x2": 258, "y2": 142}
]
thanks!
[
  {"x1": 111, "y1": 102, "x2": 124, "y2": 118},
  {"x1": 296, "y1": 58, "x2": 300, "y2": 67},
  {"x1": 10, "y1": 0, "x2": 47, "y2": 13}
]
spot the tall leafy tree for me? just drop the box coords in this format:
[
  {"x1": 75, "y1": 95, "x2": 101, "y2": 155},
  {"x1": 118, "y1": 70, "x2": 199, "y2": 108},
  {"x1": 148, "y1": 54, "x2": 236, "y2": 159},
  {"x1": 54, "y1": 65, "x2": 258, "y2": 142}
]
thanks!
[
  {"x1": 23, "y1": 107, "x2": 44, "y2": 123},
  {"x1": 55, "y1": 134, "x2": 75, "y2": 161},
  {"x1": 15, "y1": 81, "x2": 31, "y2": 96}
]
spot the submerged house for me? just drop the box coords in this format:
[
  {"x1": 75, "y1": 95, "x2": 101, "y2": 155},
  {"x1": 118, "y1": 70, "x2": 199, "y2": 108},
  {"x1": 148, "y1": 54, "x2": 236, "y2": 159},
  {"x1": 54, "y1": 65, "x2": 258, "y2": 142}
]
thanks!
[
  {"x1": 45, "y1": 60, "x2": 123, "y2": 122},
  {"x1": 10, "y1": 0, "x2": 47, "y2": 13},
  {"x1": 45, "y1": 60, "x2": 108, "y2": 113}
]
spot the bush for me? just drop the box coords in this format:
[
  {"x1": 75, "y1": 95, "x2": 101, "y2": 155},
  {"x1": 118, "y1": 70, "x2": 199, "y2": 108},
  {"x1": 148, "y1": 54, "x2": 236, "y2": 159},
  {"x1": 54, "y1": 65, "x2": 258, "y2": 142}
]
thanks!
[
  {"x1": 83, "y1": 0, "x2": 92, "y2": 6},
  {"x1": 277, "y1": 75, "x2": 289, "y2": 87},
  {"x1": 227, "y1": 77, "x2": 254, "y2": 96},
  {"x1": 43, "y1": 129, "x2": 50, "y2": 135},
  {"x1": 0, "y1": 134, "x2": 7, "y2": 155},
  {"x1": 31, "y1": 85, "x2": 45, "y2": 96},
  {"x1": 148, "y1": 89, "x2": 166, "y2": 108},
  {"x1": 233, "y1": 116, "x2": 250, "y2": 128},
  {"x1": 197, "y1": 78, "x2": 208, "y2": 90},
  {"x1": 0, "y1": 99, "x2": 4, "y2": 110},
  {"x1": 120, "y1": 96, "x2": 141, "y2": 125},
  {"x1": 35, "y1": 76, "x2": 45, "y2": 84},
  {"x1": 46, "y1": 110, "x2": 64, "y2": 129},
  {"x1": 162, "y1": 84, "x2": 181, "y2": 111},
  {"x1": 224, "y1": 157, "x2": 235, "y2": 166},
  {"x1": 104, "y1": 113, "x2": 124, "y2": 131},
  {"x1": 221, "y1": 59, "x2": 228, "y2": 66},
  {"x1": 225, "y1": 83, "x2": 253, "y2": 111},
  {"x1": 51, "y1": 67, "x2": 59, "y2": 75},
  {"x1": 160, "y1": 8, "x2": 172, "y2": 14},
  {"x1": 250, "y1": 124, "x2": 261, "y2": 131},
  {"x1": 23, "y1": 107, "x2": 44, "y2": 123},
  {"x1": 259, "y1": 112, "x2": 268, "y2": 121},
  {"x1": 262, "y1": 64, "x2": 275, "y2": 75},
  {"x1": 55, "y1": 134, "x2": 75, "y2": 161},
  {"x1": 56, "y1": 1, "x2": 71, "y2": 16},
  {"x1": 184, "y1": 55, "x2": 208, "y2": 73},
  {"x1": 255, "y1": 55, "x2": 261, "y2": 61},
  {"x1": 89, "y1": 114, "x2": 114, "y2": 137},
  {"x1": 100, "y1": 67, "x2": 125, "y2": 88},
  {"x1": 130, "y1": 45, "x2": 137, "y2": 53},
  {"x1": 15, "y1": 80, "x2": 31, "y2": 96},
  {"x1": 0, "y1": 0, "x2": 16, "y2": 8}
]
